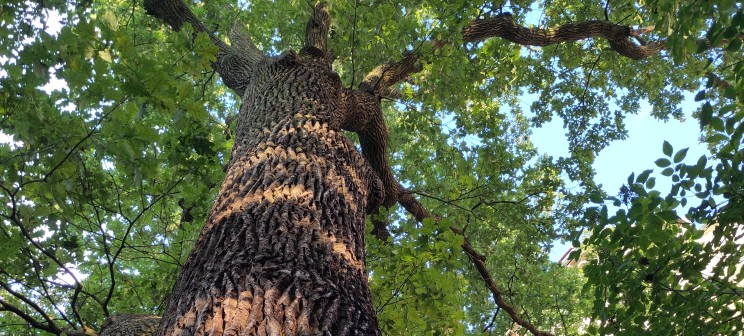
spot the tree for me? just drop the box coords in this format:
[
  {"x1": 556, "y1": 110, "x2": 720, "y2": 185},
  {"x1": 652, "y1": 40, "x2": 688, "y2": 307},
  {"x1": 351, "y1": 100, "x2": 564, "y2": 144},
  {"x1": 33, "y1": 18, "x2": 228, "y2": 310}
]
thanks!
[{"x1": 0, "y1": 0, "x2": 741, "y2": 335}]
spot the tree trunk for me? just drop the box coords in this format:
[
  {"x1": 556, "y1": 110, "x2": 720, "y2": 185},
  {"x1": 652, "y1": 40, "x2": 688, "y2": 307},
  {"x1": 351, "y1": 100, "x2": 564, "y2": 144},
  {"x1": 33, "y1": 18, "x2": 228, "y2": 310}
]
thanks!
[{"x1": 158, "y1": 52, "x2": 383, "y2": 335}]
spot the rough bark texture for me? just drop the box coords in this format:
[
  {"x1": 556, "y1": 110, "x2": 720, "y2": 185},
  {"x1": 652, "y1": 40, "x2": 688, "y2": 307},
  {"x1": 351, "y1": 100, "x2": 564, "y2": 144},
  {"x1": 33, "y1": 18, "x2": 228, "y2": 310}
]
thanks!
[
  {"x1": 137, "y1": 2, "x2": 612, "y2": 336},
  {"x1": 157, "y1": 52, "x2": 383, "y2": 335},
  {"x1": 141, "y1": 1, "x2": 386, "y2": 334},
  {"x1": 98, "y1": 314, "x2": 161, "y2": 336},
  {"x1": 462, "y1": 13, "x2": 665, "y2": 60}
]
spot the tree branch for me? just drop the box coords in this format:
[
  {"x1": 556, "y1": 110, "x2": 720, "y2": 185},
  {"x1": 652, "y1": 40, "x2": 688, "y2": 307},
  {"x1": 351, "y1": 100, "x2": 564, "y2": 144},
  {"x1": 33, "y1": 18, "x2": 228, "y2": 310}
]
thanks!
[
  {"x1": 359, "y1": 49, "x2": 424, "y2": 96},
  {"x1": 706, "y1": 71, "x2": 733, "y2": 90},
  {"x1": 142, "y1": 0, "x2": 208, "y2": 33},
  {"x1": 360, "y1": 13, "x2": 665, "y2": 94},
  {"x1": 143, "y1": 0, "x2": 266, "y2": 96},
  {"x1": 301, "y1": 2, "x2": 333, "y2": 65},
  {"x1": 396, "y1": 191, "x2": 553, "y2": 336},
  {"x1": 462, "y1": 13, "x2": 665, "y2": 60},
  {"x1": 0, "y1": 284, "x2": 62, "y2": 334}
]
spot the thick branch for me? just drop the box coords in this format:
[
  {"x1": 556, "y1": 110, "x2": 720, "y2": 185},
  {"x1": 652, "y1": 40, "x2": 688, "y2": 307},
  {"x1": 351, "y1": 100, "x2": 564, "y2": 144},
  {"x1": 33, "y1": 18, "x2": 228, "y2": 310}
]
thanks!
[
  {"x1": 143, "y1": 0, "x2": 266, "y2": 96},
  {"x1": 342, "y1": 89, "x2": 400, "y2": 239},
  {"x1": 359, "y1": 51, "x2": 423, "y2": 95},
  {"x1": 359, "y1": 116, "x2": 400, "y2": 240},
  {"x1": 221, "y1": 25, "x2": 267, "y2": 96},
  {"x1": 142, "y1": 0, "x2": 208, "y2": 33},
  {"x1": 360, "y1": 14, "x2": 665, "y2": 93},
  {"x1": 397, "y1": 193, "x2": 553, "y2": 336},
  {"x1": 462, "y1": 13, "x2": 665, "y2": 60},
  {"x1": 301, "y1": 2, "x2": 333, "y2": 64}
]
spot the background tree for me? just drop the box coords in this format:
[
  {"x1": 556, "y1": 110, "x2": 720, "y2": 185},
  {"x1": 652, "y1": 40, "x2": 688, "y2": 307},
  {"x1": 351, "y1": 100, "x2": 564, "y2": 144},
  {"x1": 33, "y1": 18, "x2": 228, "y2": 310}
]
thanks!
[{"x1": 0, "y1": 0, "x2": 740, "y2": 335}]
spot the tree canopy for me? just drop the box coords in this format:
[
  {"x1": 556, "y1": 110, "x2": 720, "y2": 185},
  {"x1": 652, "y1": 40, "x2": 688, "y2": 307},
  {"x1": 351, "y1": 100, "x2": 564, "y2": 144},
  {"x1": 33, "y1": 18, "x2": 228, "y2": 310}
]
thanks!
[{"x1": 0, "y1": 0, "x2": 742, "y2": 335}]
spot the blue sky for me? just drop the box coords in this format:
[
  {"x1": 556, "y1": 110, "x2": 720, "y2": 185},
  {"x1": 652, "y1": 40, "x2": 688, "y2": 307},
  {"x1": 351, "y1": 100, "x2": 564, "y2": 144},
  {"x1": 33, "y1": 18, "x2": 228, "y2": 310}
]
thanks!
[{"x1": 534, "y1": 94, "x2": 709, "y2": 261}]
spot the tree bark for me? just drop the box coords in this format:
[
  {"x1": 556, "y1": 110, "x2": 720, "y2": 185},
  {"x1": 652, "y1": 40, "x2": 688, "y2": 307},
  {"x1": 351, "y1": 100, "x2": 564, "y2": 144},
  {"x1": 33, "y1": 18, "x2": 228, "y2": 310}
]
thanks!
[
  {"x1": 158, "y1": 52, "x2": 383, "y2": 335},
  {"x1": 141, "y1": 1, "x2": 385, "y2": 334}
]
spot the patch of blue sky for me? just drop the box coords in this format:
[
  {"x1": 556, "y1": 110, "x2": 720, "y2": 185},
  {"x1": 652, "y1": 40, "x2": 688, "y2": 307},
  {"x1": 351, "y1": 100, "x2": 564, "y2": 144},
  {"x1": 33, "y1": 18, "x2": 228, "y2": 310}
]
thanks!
[{"x1": 535, "y1": 92, "x2": 713, "y2": 261}]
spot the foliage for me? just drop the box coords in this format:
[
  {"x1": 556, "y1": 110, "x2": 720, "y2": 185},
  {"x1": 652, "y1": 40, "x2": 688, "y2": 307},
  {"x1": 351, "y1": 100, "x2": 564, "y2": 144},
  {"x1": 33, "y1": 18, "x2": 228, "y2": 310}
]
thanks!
[
  {"x1": 0, "y1": 0, "x2": 740, "y2": 335},
  {"x1": 578, "y1": 2, "x2": 744, "y2": 334}
]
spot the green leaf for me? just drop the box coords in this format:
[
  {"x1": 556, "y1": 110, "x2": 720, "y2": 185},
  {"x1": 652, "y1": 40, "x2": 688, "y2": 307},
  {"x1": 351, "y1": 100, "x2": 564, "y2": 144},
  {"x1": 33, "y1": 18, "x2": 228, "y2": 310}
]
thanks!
[
  {"x1": 722, "y1": 26, "x2": 739, "y2": 39},
  {"x1": 726, "y1": 38, "x2": 742, "y2": 51},
  {"x1": 707, "y1": 133, "x2": 730, "y2": 144},
  {"x1": 662, "y1": 141, "x2": 673, "y2": 156},
  {"x1": 710, "y1": 117, "x2": 724, "y2": 132},
  {"x1": 700, "y1": 102, "x2": 713, "y2": 128},
  {"x1": 693, "y1": 90, "x2": 705, "y2": 102},
  {"x1": 673, "y1": 148, "x2": 688, "y2": 163},
  {"x1": 646, "y1": 177, "x2": 656, "y2": 189},
  {"x1": 655, "y1": 158, "x2": 671, "y2": 168},
  {"x1": 696, "y1": 155, "x2": 708, "y2": 169},
  {"x1": 637, "y1": 169, "x2": 652, "y2": 183}
]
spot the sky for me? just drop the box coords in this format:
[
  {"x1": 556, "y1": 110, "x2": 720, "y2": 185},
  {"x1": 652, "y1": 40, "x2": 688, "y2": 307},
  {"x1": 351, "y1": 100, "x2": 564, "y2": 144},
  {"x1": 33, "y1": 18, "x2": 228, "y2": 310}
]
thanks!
[
  {"x1": 534, "y1": 94, "x2": 710, "y2": 261},
  {"x1": 532, "y1": 96, "x2": 707, "y2": 200}
]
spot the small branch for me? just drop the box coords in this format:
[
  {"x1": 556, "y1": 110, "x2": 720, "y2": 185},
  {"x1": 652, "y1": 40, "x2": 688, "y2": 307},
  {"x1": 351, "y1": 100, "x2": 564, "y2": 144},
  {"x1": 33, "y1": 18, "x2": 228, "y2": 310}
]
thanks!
[
  {"x1": 350, "y1": 0, "x2": 359, "y2": 87},
  {"x1": 456, "y1": 227, "x2": 552, "y2": 336},
  {"x1": 630, "y1": 25, "x2": 656, "y2": 36},
  {"x1": 482, "y1": 306, "x2": 501, "y2": 332},
  {"x1": 0, "y1": 284, "x2": 62, "y2": 334},
  {"x1": 102, "y1": 175, "x2": 186, "y2": 310},
  {"x1": 396, "y1": 191, "x2": 552, "y2": 336},
  {"x1": 20, "y1": 96, "x2": 128, "y2": 187},
  {"x1": 28, "y1": 255, "x2": 75, "y2": 328},
  {"x1": 470, "y1": 191, "x2": 547, "y2": 211},
  {"x1": 375, "y1": 262, "x2": 422, "y2": 314},
  {"x1": 706, "y1": 71, "x2": 733, "y2": 90},
  {"x1": 3, "y1": 194, "x2": 85, "y2": 315},
  {"x1": 603, "y1": 0, "x2": 610, "y2": 21}
]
